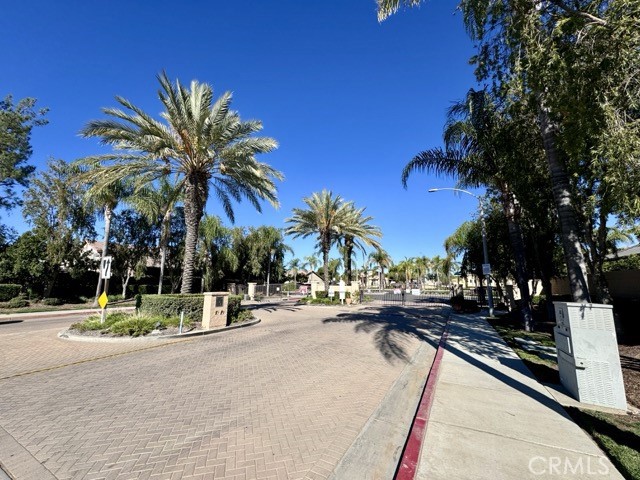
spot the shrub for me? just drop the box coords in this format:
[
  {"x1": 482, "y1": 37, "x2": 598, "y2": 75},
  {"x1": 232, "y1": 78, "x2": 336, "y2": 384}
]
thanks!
[
  {"x1": 227, "y1": 295, "x2": 243, "y2": 323},
  {"x1": 0, "y1": 284, "x2": 21, "y2": 302},
  {"x1": 231, "y1": 309, "x2": 254, "y2": 323},
  {"x1": 71, "y1": 311, "x2": 129, "y2": 332},
  {"x1": 42, "y1": 297, "x2": 64, "y2": 306},
  {"x1": 139, "y1": 294, "x2": 204, "y2": 321},
  {"x1": 8, "y1": 297, "x2": 29, "y2": 308},
  {"x1": 315, "y1": 290, "x2": 328, "y2": 299},
  {"x1": 110, "y1": 317, "x2": 157, "y2": 337}
]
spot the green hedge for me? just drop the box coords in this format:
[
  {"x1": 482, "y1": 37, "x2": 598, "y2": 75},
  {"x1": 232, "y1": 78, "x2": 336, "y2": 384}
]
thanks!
[
  {"x1": 227, "y1": 295, "x2": 243, "y2": 323},
  {"x1": 140, "y1": 294, "x2": 204, "y2": 321},
  {"x1": 0, "y1": 284, "x2": 21, "y2": 302}
]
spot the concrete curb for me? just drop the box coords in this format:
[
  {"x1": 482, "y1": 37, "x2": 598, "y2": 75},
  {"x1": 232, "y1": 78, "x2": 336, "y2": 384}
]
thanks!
[
  {"x1": 0, "y1": 425, "x2": 57, "y2": 480},
  {"x1": 57, "y1": 318, "x2": 261, "y2": 343},
  {"x1": 328, "y1": 315, "x2": 447, "y2": 480},
  {"x1": 395, "y1": 316, "x2": 451, "y2": 479},
  {"x1": 0, "y1": 306, "x2": 134, "y2": 322}
]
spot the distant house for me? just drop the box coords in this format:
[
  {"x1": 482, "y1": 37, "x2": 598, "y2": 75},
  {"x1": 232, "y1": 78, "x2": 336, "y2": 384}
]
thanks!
[
  {"x1": 307, "y1": 271, "x2": 325, "y2": 290},
  {"x1": 82, "y1": 241, "x2": 104, "y2": 262}
]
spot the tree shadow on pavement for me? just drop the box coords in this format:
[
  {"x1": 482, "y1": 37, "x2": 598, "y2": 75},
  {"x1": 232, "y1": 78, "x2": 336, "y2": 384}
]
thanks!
[
  {"x1": 322, "y1": 306, "x2": 447, "y2": 363},
  {"x1": 444, "y1": 314, "x2": 572, "y2": 416},
  {"x1": 0, "y1": 320, "x2": 23, "y2": 325},
  {"x1": 246, "y1": 302, "x2": 301, "y2": 313}
]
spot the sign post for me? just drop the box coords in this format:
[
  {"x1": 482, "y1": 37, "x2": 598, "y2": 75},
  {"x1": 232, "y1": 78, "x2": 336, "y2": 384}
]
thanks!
[
  {"x1": 99, "y1": 256, "x2": 112, "y2": 324},
  {"x1": 339, "y1": 280, "x2": 346, "y2": 305}
]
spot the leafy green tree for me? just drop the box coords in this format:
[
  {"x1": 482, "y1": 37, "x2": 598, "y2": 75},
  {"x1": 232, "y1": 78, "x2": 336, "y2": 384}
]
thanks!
[
  {"x1": 81, "y1": 177, "x2": 132, "y2": 304},
  {"x1": 77, "y1": 72, "x2": 282, "y2": 293},
  {"x1": 401, "y1": 89, "x2": 536, "y2": 328},
  {"x1": 197, "y1": 215, "x2": 238, "y2": 292},
  {"x1": 22, "y1": 159, "x2": 95, "y2": 297},
  {"x1": 244, "y1": 226, "x2": 291, "y2": 294},
  {"x1": 376, "y1": 0, "x2": 640, "y2": 305},
  {"x1": 0, "y1": 95, "x2": 48, "y2": 213},
  {"x1": 127, "y1": 177, "x2": 183, "y2": 294},
  {"x1": 109, "y1": 209, "x2": 157, "y2": 297}
]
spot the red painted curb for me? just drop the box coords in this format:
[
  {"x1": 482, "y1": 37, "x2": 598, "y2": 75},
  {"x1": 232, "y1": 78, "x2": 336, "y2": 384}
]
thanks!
[{"x1": 395, "y1": 317, "x2": 451, "y2": 480}]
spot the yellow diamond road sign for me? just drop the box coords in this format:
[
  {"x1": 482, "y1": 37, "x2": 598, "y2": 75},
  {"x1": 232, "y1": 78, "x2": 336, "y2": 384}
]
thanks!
[{"x1": 98, "y1": 292, "x2": 108, "y2": 309}]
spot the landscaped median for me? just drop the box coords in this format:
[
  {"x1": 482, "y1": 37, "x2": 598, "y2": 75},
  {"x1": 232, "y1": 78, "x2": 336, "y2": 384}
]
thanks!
[{"x1": 60, "y1": 293, "x2": 258, "y2": 340}]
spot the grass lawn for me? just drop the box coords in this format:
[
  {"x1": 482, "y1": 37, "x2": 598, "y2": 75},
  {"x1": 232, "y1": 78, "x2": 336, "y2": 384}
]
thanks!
[{"x1": 488, "y1": 313, "x2": 640, "y2": 480}]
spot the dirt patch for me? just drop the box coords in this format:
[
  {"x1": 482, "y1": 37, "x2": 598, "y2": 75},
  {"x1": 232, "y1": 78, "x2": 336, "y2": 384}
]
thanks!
[{"x1": 620, "y1": 344, "x2": 640, "y2": 410}]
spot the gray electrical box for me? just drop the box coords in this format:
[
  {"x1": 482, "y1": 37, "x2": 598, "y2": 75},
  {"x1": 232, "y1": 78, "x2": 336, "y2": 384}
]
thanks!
[{"x1": 553, "y1": 302, "x2": 627, "y2": 410}]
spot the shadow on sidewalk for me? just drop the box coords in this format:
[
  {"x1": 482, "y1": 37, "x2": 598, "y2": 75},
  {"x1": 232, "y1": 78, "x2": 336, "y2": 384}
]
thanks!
[
  {"x1": 444, "y1": 314, "x2": 571, "y2": 417},
  {"x1": 322, "y1": 306, "x2": 447, "y2": 363},
  {"x1": 0, "y1": 320, "x2": 23, "y2": 325}
]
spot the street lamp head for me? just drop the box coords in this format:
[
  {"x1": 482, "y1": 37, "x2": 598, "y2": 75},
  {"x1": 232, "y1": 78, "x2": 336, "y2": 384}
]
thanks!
[{"x1": 427, "y1": 188, "x2": 438, "y2": 193}]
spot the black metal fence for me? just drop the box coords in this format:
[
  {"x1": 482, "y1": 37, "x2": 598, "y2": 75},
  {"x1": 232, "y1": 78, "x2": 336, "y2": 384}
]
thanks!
[{"x1": 363, "y1": 288, "x2": 489, "y2": 308}]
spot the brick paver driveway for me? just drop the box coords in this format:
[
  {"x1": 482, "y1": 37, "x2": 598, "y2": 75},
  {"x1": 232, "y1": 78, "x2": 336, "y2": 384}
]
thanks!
[{"x1": 0, "y1": 303, "x2": 446, "y2": 480}]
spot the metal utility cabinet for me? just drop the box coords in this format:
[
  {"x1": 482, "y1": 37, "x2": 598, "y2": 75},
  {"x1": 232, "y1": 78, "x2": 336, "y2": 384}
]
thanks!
[{"x1": 554, "y1": 302, "x2": 627, "y2": 410}]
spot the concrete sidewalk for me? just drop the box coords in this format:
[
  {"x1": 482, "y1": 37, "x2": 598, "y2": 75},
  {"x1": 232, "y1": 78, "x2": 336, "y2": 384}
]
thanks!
[{"x1": 416, "y1": 313, "x2": 624, "y2": 479}]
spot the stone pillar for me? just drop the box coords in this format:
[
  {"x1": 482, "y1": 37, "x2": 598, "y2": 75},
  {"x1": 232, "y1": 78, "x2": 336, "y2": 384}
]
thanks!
[
  {"x1": 248, "y1": 282, "x2": 257, "y2": 301},
  {"x1": 202, "y1": 292, "x2": 229, "y2": 329}
]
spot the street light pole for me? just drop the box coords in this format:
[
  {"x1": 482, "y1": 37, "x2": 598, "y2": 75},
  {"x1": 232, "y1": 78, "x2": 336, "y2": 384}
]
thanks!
[{"x1": 428, "y1": 188, "x2": 494, "y2": 317}]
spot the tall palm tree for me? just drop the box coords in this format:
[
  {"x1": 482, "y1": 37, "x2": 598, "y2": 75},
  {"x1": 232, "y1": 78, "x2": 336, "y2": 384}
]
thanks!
[
  {"x1": 401, "y1": 89, "x2": 535, "y2": 330},
  {"x1": 287, "y1": 257, "x2": 303, "y2": 284},
  {"x1": 82, "y1": 178, "x2": 131, "y2": 306},
  {"x1": 285, "y1": 190, "x2": 351, "y2": 289},
  {"x1": 127, "y1": 177, "x2": 182, "y2": 294},
  {"x1": 376, "y1": 0, "x2": 595, "y2": 306},
  {"x1": 77, "y1": 72, "x2": 282, "y2": 293},
  {"x1": 304, "y1": 255, "x2": 320, "y2": 273},
  {"x1": 368, "y1": 249, "x2": 392, "y2": 290},
  {"x1": 338, "y1": 203, "x2": 382, "y2": 285}
]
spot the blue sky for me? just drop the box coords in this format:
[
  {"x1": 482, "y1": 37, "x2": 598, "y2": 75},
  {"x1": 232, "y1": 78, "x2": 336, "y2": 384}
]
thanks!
[{"x1": 1, "y1": 0, "x2": 485, "y2": 265}]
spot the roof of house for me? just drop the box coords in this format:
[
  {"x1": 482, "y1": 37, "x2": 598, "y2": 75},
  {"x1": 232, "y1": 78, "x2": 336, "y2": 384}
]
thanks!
[{"x1": 606, "y1": 244, "x2": 640, "y2": 260}]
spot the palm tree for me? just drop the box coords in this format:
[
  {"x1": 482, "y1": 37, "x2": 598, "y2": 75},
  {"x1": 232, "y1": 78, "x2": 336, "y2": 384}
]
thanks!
[
  {"x1": 377, "y1": 0, "x2": 595, "y2": 306},
  {"x1": 368, "y1": 249, "x2": 392, "y2": 290},
  {"x1": 77, "y1": 72, "x2": 282, "y2": 293},
  {"x1": 401, "y1": 89, "x2": 535, "y2": 330},
  {"x1": 82, "y1": 178, "x2": 131, "y2": 306},
  {"x1": 287, "y1": 257, "x2": 303, "y2": 284},
  {"x1": 338, "y1": 203, "x2": 382, "y2": 285},
  {"x1": 198, "y1": 215, "x2": 238, "y2": 292},
  {"x1": 285, "y1": 190, "x2": 352, "y2": 289},
  {"x1": 304, "y1": 255, "x2": 320, "y2": 273},
  {"x1": 127, "y1": 177, "x2": 182, "y2": 294}
]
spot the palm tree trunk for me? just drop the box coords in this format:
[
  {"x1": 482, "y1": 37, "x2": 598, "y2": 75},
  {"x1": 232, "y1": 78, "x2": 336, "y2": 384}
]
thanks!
[
  {"x1": 322, "y1": 238, "x2": 330, "y2": 291},
  {"x1": 503, "y1": 190, "x2": 534, "y2": 331},
  {"x1": 538, "y1": 102, "x2": 590, "y2": 303},
  {"x1": 93, "y1": 204, "x2": 113, "y2": 306},
  {"x1": 157, "y1": 209, "x2": 172, "y2": 295},
  {"x1": 345, "y1": 238, "x2": 354, "y2": 285},
  {"x1": 181, "y1": 176, "x2": 207, "y2": 294}
]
